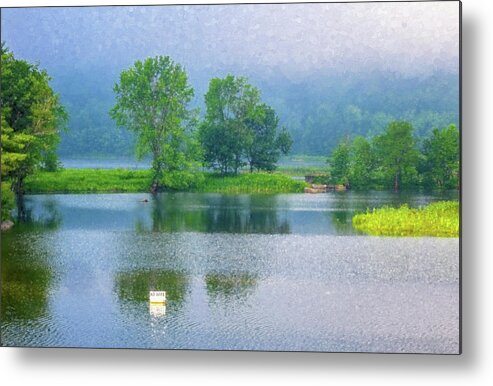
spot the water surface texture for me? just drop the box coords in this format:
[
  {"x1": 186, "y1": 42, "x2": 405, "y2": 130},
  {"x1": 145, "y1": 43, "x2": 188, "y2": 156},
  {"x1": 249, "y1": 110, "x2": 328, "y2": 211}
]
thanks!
[{"x1": 1, "y1": 192, "x2": 459, "y2": 352}]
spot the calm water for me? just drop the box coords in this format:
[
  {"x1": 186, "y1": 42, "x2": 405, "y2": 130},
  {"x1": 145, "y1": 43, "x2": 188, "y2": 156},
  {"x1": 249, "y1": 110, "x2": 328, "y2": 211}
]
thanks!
[{"x1": 1, "y1": 191, "x2": 459, "y2": 353}]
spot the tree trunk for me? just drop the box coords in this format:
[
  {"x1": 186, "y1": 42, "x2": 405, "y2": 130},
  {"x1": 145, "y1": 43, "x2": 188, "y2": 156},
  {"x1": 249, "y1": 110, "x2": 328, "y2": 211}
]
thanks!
[
  {"x1": 394, "y1": 171, "x2": 399, "y2": 192},
  {"x1": 14, "y1": 176, "x2": 26, "y2": 221}
]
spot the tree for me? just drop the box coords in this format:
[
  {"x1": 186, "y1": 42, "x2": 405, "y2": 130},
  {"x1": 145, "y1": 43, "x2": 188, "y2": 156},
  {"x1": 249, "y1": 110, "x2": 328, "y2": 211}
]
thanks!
[
  {"x1": 245, "y1": 103, "x2": 292, "y2": 172},
  {"x1": 199, "y1": 76, "x2": 259, "y2": 174},
  {"x1": 349, "y1": 135, "x2": 374, "y2": 189},
  {"x1": 110, "y1": 56, "x2": 196, "y2": 191},
  {"x1": 199, "y1": 75, "x2": 289, "y2": 175},
  {"x1": 1, "y1": 44, "x2": 67, "y2": 219},
  {"x1": 372, "y1": 121, "x2": 419, "y2": 191},
  {"x1": 328, "y1": 138, "x2": 351, "y2": 186},
  {"x1": 421, "y1": 124, "x2": 460, "y2": 190}
]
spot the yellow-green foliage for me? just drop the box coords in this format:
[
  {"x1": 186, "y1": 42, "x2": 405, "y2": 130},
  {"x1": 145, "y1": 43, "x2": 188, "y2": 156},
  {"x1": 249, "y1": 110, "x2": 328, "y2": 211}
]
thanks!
[{"x1": 352, "y1": 200, "x2": 459, "y2": 237}]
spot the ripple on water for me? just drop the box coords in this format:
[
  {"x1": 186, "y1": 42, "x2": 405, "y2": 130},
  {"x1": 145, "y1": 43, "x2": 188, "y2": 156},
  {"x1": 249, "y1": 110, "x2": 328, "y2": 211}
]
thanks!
[{"x1": 2, "y1": 192, "x2": 459, "y2": 353}]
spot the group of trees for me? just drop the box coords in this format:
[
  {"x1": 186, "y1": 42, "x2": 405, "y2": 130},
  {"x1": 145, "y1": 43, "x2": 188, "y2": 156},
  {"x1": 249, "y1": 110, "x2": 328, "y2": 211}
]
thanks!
[
  {"x1": 198, "y1": 75, "x2": 292, "y2": 175},
  {"x1": 111, "y1": 57, "x2": 292, "y2": 191},
  {"x1": 328, "y1": 121, "x2": 459, "y2": 191},
  {"x1": 52, "y1": 68, "x2": 459, "y2": 158},
  {"x1": 1, "y1": 44, "x2": 67, "y2": 221},
  {"x1": 0, "y1": 47, "x2": 459, "y2": 223}
]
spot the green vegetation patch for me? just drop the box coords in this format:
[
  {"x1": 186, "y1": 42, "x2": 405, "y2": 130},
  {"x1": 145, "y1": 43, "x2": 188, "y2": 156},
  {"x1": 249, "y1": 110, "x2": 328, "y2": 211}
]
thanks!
[
  {"x1": 25, "y1": 169, "x2": 153, "y2": 193},
  {"x1": 197, "y1": 173, "x2": 308, "y2": 194},
  {"x1": 24, "y1": 169, "x2": 307, "y2": 194},
  {"x1": 352, "y1": 200, "x2": 459, "y2": 237}
]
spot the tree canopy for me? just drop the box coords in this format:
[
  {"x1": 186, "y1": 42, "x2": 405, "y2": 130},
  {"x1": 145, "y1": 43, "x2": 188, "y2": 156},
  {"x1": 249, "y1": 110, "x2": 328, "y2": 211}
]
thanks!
[
  {"x1": 1, "y1": 44, "x2": 67, "y2": 220},
  {"x1": 373, "y1": 121, "x2": 420, "y2": 191},
  {"x1": 420, "y1": 124, "x2": 460, "y2": 190},
  {"x1": 327, "y1": 121, "x2": 459, "y2": 191},
  {"x1": 110, "y1": 56, "x2": 199, "y2": 191},
  {"x1": 199, "y1": 75, "x2": 291, "y2": 174}
]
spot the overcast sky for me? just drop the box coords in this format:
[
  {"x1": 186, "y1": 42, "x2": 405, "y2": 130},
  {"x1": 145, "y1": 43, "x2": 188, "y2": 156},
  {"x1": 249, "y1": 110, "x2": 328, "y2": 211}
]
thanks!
[{"x1": 1, "y1": 2, "x2": 459, "y2": 77}]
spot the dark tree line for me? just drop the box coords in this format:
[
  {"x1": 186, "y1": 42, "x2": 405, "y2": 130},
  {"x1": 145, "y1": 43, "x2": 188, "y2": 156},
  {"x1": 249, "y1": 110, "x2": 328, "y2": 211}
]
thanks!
[{"x1": 328, "y1": 121, "x2": 459, "y2": 191}]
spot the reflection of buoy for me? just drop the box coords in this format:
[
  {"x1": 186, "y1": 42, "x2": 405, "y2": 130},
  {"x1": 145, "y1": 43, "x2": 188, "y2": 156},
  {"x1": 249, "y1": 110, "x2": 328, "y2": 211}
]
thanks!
[{"x1": 149, "y1": 291, "x2": 166, "y2": 304}]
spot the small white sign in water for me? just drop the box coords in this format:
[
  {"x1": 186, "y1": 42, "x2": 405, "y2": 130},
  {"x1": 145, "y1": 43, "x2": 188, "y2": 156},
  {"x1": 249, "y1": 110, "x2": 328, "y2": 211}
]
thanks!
[{"x1": 149, "y1": 291, "x2": 166, "y2": 304}]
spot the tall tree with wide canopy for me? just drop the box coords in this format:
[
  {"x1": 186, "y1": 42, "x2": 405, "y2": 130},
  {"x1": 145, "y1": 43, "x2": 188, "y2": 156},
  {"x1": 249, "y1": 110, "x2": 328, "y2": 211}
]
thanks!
[
  {"x1": 110, "y1": 56, "x2": 196, "y2": 191},
  {"x1": 1, "y1": 44, "x2": 67, "y2": 219}
]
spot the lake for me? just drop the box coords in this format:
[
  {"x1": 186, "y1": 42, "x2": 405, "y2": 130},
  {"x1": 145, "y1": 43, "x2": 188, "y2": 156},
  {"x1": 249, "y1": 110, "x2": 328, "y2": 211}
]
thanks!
[{"x1": 0, "y1": 191, "x2": 459, "y2": 353}]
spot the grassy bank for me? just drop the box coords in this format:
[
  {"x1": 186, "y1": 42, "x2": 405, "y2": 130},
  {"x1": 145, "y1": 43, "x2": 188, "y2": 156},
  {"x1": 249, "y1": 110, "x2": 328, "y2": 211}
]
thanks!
[
  {"x1": 352, "y1": 200, "x2": 459, "y2": 237},
  {"x1": 24, "y1": 169, "x2": 308, "y2": 194},
  {"x1": 197, "y1": 173, "x2": 307, "y2": 193},
  {"x1": 25, "y1": 169, "x2": 153, "y2": 193}
]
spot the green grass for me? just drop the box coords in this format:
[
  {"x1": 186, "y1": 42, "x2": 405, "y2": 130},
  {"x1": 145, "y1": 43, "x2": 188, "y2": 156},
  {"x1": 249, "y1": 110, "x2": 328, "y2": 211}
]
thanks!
[
  {"x1": 24, "y1": 169, "x2": 308, "y2": 194},
  {"x1": 352, "y1": 200, "x2": 459, "y2": 237},
  {"x1": 25, "y1": 169, "x2": 153, "y2": 193},
  {"x1": 197, "y1": 173, "x2": 308, "y2": 193}
]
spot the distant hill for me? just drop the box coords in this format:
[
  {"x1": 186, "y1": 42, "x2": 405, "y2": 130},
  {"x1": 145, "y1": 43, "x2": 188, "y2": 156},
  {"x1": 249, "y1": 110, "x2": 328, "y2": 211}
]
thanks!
[{"x1": 51, "y1": 67, "x2": 458, "y2": 157}]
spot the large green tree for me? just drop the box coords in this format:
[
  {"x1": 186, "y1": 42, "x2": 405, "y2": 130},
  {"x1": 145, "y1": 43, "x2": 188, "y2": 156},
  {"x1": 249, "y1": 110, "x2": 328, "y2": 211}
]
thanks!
[
  {"x1": 328, "y1": 138, "x2": 351, "y2": 186},
  {"x1": 245, "y1": 103, "x2": 292, "y2": 172},
  {"x1": 372, "y1": 121, "x2": 419, "y2": 191},
  {"x1": 421, "y1": 124, "x2": 460, "y2": 190},
  {"x1": 199, "y1": 76, "x2": 259, "y2": 174},
  {"x1": 110, "y1": 56, "x2": 197, "y2": 192},
  {"x1": 1, "y1": 44, "x2": 67, "y2": 219},
  {"x1": 199, "y1": 75, "x2": 290, "y2": 175}
]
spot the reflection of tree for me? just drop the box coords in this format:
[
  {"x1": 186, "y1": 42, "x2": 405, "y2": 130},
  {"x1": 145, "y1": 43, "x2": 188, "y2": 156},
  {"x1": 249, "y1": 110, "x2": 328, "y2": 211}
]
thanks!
[
  {"x1": 205, "y1": 272, "x2": 257, "y2": 299},
  {"x1": 1, "y1": 203, "x2": 60, "y2": 322},
  {"x1": 148, "y1": 193, "x2": 207, "y2": 233},
  {"x1": 205, "y1": 195, "x2": 290, "y2": 234},
  {"x1": 142, "y1": 193, "x2": 290, "y2": 234},
  {"x1": 16, "y1": 196, "x2": 62, "y2": 230},
  {"x1": 329, "y1": 210, "x2": 354, "y2": 234},
  {"x1": 115, "y1": 269, "x2": 188, "y2": 307}
]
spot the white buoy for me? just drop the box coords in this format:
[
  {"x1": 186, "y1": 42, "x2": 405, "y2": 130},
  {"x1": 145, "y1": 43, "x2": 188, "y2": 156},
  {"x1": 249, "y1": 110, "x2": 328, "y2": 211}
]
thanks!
[{"x1": 149, "y1": 291, "x2": 166, "y2": 304}]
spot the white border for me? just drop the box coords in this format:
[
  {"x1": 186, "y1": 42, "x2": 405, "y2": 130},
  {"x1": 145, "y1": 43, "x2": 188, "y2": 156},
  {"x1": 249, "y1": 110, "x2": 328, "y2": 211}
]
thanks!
[{"x1": 2, "y1": 1, "x2": 493, "y2": 385}]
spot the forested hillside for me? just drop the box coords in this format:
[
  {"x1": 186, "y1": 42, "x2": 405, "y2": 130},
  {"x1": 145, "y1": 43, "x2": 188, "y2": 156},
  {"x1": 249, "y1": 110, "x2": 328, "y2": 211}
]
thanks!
[{"x1": 52, "y1": 67, "x2": 458, "y2": 157}]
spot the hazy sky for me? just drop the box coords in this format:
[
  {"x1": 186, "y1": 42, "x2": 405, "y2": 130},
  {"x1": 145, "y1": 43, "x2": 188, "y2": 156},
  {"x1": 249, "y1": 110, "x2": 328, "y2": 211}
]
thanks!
[{"x1": 1, "y1": 2, "x2": 459, "y2": 77}]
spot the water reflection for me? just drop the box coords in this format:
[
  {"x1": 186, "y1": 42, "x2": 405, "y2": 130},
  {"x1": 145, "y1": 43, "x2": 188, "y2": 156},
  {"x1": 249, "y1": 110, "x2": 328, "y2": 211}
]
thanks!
[
  {"x1": 1, "y1": 236, "x2": 53, "y2": 322},
  {"x1": 1, "y1": 191, "x2": 459, "y2": 352},
  {"x1": 15, "y1": 196, "x2": 62, "y2": 231},
  {"x1": 143, "y1": 193, "x2": 291, "y2": 234},
  {"x1": 206, "y1": 273, "x2": 258, "y2": 300},
  {"x1": 13, "y1": 191, "x2": 458, "y2": 235},
  {"x1": 149, "y1": 303, "x2": 166, "y2": 318},
  {"x1": 1, "y1": 199, "x2": 61, "y2": 323},
  {"x1": 115, "y1": 269, "x2": 188, "y2": 308}
]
